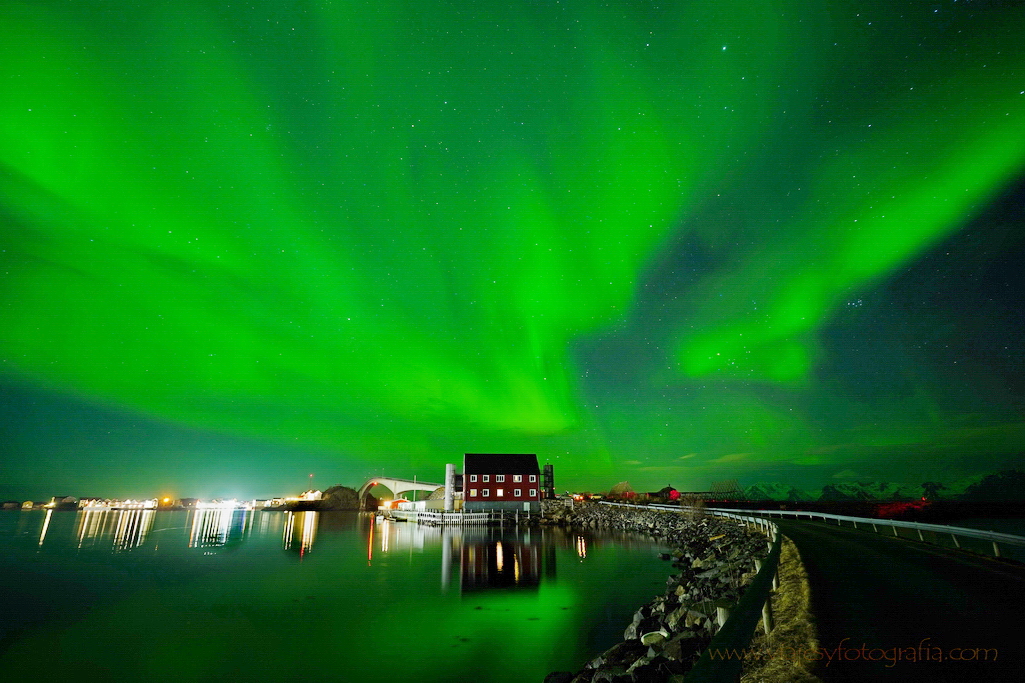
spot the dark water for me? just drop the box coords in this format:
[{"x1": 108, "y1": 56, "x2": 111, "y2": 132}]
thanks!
[{"x1": 0, "y1": 510, "x2": 672, "y2": 681}]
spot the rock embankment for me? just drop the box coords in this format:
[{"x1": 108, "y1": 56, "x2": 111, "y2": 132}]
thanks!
[{"x1": 541, "y1": 501, "x2": 770, "y2": 683}]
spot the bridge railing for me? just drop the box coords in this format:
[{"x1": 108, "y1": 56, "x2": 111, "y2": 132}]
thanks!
[{"x1": 648, "y1": 504, "x2": 1025, "y2": 558}]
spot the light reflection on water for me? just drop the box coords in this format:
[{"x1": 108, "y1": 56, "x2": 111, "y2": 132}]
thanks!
[
  {"x1": 1, "y1": 510, "x2": 670, "y2": 681},
  {"x1": 75, "y1": 509, "x2": 157, "y2": 550},
  {"x1": 282, "y1": 510, "x2": 318, "y2": 556}
]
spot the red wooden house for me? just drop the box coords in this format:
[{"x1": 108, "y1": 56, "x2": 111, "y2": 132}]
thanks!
[{"x1": 462, "y1": 453, "x2": 542, "y2": 512}]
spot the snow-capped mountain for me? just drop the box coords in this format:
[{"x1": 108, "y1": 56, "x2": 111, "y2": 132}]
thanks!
[
  {"x1": 817, "y1": 481, "x2": 922, "y2": 501},
  {"x1": 742, "y1": 483, "x2": 816, "y2": 501}
]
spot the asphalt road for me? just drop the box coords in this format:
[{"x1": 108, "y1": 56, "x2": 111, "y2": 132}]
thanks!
[{"x1": 773, "y1": 518, "x2": 1025, "y2": 682}]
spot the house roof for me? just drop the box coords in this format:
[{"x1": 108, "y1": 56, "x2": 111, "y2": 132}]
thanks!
[{"x1": 463, "y1": 453, "x2": 540, "y2": 475}]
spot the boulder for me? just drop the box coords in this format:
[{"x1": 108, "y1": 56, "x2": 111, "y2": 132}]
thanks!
[
  {"x1": 639, "y1": 630, "x2": 668, "y2": 647},
  {"x1": 590, "y1": 669, "x2": 631, "y2": 683},
  {"x1": 664, "y1": 606, "x2": 686, "y2": 630},
  {"x1": 661, "y1": 633, "x2": 703, "y2": 661},
  {"x1": 624, "y1": 616, "x2": 661, "y2": 641}
]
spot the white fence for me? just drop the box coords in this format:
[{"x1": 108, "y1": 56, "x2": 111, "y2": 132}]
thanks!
[
  {"x1": 385, "y1": 509, "x2": 513, "y2": 525},
  {"x1": 646, "y1": 503, "x2": 1025, "y2": 558}
]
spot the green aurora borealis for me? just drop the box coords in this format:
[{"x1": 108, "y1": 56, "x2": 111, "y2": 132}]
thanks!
[{"x1": 2, "y1": 1, "x2": 1024, "y2": 498}]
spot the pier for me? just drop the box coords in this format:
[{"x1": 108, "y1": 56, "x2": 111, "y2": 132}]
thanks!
[{"x1": 380, "y1": 509, "x2": 538, "y2": 526}]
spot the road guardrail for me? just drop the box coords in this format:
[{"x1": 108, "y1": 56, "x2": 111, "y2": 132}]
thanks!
[{"x1": 651, "y1": 504, "x2": 1025, "y2": 558}]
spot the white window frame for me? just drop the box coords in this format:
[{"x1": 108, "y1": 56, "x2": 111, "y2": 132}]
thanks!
[
  {"x1": 496, "y1": 475, "x2": 505, "y2": 482},
  {"x1": 483, "y1": 489, "x2": 490, "y2": 497},
  {"x1": 529, "y1": 475, "x2": 537, "y2": 482},
  {"x1": 514, "y1": 489, "x2": 522, "y2": 497},
  {"x1": 529, "y1": 489, "x2": 537, "y2": 498},
  {"x1": 469, "y1": 489, "x2": 477, "y2": 498},
  {"x1": 470, "y1": 474, "x2": 477, "y2": 483},
  {"x1": 513, "y1": 475, "x2": 522, "y2": 483},
  {"x1": 482, "y1": 475, "x2": 490, "y2": 483},
  {"x1": 496, "y1": 488, "x2": 504, "y2": 497}
]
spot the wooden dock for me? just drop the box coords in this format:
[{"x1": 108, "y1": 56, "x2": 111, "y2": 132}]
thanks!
[{"x1": 382, "y1": 509, "x2": 537, "y2": 526}]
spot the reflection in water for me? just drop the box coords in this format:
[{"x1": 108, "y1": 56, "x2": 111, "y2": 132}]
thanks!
[
  {"x1": 190, "y1": 508, "x2": 247, "y2": 548},
  {"x1": 38, "y1": 509, "x2": 53, "y2": 547},
  {"x1": 441, "y1": 526, "x2": 451, "y2": 590},
  {"x1": 459, "y1": 531, "x2": 546, "y2": 592},
  {"x1": 254, "y1": 509, "x2": 277, "y2": 536},
  {"x1": 26, "y1": 510, "x2": 601, "y2": 576},
  {"x1": 73, "y1": 509, "x2": 156, "y2": 550},
  {"x1": 366, "y1": 520, "x2": 556, "y2": 592},
  {"x1": 112, "y1": 510, "x2": 155, "y2": 550},
  {"x1": 283, "y1": 511, "x2": 318, "y2": 556},
  {"x1": 2, "y1": 510, "x2": 673, "y2": 682},
  {"x1": 77, "y1": 509, "x2": 108, "y2": 547},
  {"x1": 367, "y1": 517, "x2": 375, "y2": 565},
  {"x1": 30, "y1": 508, "x2": 273, "y2": 553}
]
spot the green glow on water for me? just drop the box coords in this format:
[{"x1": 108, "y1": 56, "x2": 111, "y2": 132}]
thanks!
[{"x1": 0, "y1": 511, "x2": 668, "y2": 681}]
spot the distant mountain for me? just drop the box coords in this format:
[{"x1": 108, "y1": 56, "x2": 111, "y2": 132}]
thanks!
[
  {"x1": 743, "y1": 483, "x2": 815, "y2": 502},
  {"x1": 740, "y1": 471, "x2": 1025, "y2": 503},
  {"x1": 961, "y1": 469, "x2": 1025, "y2": 502},
  {"x1": 944, "y1": 473, "x2": 989, "y2": 497},
  {"x1": 818, "y1": 482, "x2": 920, "y2": 501}
]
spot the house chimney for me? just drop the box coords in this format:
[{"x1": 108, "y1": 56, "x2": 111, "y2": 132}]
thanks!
[{"x1": 543, "y1": 463, "x2": 555, "y2": 500}]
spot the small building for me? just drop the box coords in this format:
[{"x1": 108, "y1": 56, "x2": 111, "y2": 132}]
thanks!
[
  {"x1": 48, "y1": 496, "x2": 78, "y2": 510},
  {"x1": 462, "y1": 453, "x2": 542, "y2": 513}
]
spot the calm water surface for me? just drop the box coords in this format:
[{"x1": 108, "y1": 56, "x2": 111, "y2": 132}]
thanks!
[{"x1": 0, "y1": 510, "x2": 672, "y2": 681}]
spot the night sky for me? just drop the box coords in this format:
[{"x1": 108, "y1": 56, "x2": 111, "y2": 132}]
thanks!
[{"x1": 2, "y1": 1, "x2": 1023, "y2": 500}]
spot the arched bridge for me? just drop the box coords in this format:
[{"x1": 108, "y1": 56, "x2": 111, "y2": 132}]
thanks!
[{"x1": 357, "y1": 477, "x2": 443, "y2": 504}]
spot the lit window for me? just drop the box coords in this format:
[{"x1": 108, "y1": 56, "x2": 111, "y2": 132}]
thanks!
[
  {"x1": 497, "y1": 489, "x2": 504, "y2": 497},
  {"x1": 514, "y1": 489, "x2": 522, "y2": 497},
  {"x1": 483, "y1": 489, "x2": 490, "y2": 497},
  {"x1": 513, "y1": 475, "x2": 522, "y2": 483},
  {"x1": 530, "y1": 489, "x2": 537, "y2": 497},
  {"x1": 469, "y1": 489, "x2": 477, "y2": 498},
  {"x1": 470, "y1": 475, "x2": 477, "y2": 483},
  {"x1": 483, "y1": 475, "x2": 490, "y2": 483},
  {"x1": 496, "y1": 475, "x2": 505, "y2": 482},
  {"x1": 529, "y1": 475, "x2": 537, "y2": 482}
]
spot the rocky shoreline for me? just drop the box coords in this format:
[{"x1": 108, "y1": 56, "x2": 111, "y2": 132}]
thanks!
[{"x1": 538, "y1": 501, "x2": 770, "y2": 683}]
